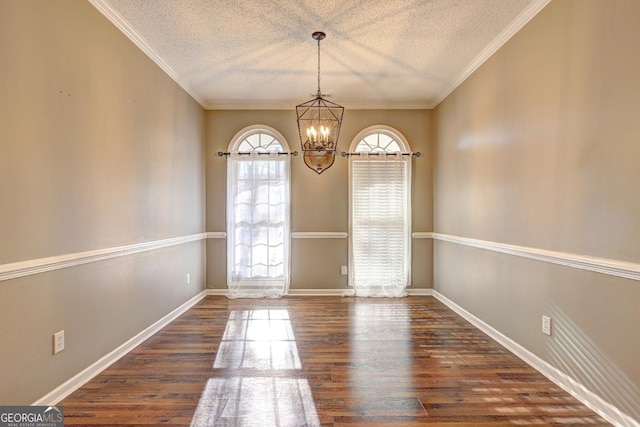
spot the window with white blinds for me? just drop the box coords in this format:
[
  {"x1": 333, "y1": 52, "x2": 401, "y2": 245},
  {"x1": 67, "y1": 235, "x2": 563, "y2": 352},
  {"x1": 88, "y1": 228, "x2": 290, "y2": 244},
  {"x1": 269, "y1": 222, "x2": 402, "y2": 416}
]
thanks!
[
  {"x1": 226, "y1": 126, "x2": 291, "y2": 298},
  {"x1": 348, "y1": 128, "x2": 411, "y2": 297}
]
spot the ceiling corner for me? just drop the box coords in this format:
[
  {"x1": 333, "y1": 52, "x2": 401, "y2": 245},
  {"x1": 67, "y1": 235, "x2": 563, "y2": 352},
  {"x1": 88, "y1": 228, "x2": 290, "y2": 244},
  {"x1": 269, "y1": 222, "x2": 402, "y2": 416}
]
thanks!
[
  {"x1": 88, "y1": 0, "x2": 208, "y2": 109},
  {"x1": 429, "y1": 0, "x2": 553, "y2": 109}
]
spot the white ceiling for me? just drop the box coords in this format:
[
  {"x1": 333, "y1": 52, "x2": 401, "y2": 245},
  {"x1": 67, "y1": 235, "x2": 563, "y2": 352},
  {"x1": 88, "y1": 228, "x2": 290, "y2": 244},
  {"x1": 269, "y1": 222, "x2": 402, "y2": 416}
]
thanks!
[{"x1": 90, "y1": 0, "x2": 550, "y2": 110}]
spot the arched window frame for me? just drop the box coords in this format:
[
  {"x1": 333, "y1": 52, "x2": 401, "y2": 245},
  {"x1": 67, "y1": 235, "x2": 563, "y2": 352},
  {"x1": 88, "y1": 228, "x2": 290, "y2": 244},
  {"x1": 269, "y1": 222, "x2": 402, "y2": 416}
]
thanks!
[
  {"x1": 229, "y1": 125, "x2": 290, "y2": 153},
  {"x1": 226, "y1": 125, "x2": 291, "y2": 298},
  {"x1": 349, "y1": 125, "x2": 410, "y2": 154},
  {"x1": 348, "y1": 125, "x2": 412, "y2": 297}
]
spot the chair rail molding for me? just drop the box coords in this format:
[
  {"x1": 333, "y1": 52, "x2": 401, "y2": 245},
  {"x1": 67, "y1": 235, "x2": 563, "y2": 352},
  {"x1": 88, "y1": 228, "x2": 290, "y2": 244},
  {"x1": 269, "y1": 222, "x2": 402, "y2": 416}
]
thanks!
[
  {"x1": 0, "y1": 233, "x2": 207, "y2": 282},
  {"x1": 291, "y1": 232, "x2": 348, "y2": 239},
  {"x1": 412, "y1": 232, "x2": 436, "y2": 239},
  {"x1": 432, "y1": 233, "x2": 640, "y2": 282},
  {"x1": 206, "y1": 232, "x2": 227, "y2": 238}
]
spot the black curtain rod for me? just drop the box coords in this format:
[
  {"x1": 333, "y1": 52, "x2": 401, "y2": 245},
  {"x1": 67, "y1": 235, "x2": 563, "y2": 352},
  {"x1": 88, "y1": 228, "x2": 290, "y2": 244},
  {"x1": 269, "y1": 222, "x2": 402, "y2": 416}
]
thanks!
[
  {"x1": 217, "y1": 151, "x2": 299, "y2": 157},
  {"x1": 340, "y1": 151, "x2": 422, "y2": 158},
  {"x1": 217, "y1": 151, "x2": 420, "y2": 158}
]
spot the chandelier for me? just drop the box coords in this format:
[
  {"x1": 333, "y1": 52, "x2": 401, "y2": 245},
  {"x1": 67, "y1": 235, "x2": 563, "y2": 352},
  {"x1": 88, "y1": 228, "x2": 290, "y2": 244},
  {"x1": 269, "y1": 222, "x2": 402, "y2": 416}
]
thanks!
[{"x1": 296, "y1": 31, "x2": 344, "y2": 174}]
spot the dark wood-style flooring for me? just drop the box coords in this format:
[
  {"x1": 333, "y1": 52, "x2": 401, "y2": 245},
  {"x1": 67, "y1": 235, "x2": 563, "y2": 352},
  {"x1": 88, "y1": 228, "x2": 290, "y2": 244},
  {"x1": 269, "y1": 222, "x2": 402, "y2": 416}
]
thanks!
[{"x1": 61, "y1": 296, "x2": 610, "y2": 426}]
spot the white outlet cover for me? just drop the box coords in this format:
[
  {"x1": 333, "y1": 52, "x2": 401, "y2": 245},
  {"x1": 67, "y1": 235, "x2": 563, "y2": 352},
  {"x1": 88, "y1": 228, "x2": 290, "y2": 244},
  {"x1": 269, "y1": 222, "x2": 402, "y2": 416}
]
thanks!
[
  {"x1": 53, "y1": 330, "x2": 65, "y2": 354},
  {"x1": 542, "y1": 315, "x2": 552, "y2": 336}
]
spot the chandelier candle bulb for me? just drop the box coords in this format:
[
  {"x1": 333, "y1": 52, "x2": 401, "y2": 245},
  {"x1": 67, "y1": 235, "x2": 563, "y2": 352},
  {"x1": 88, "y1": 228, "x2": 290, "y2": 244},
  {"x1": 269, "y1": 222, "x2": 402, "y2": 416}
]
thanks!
[{"x1": 320, "y1": 125, "x2": 330, "y2": 143}]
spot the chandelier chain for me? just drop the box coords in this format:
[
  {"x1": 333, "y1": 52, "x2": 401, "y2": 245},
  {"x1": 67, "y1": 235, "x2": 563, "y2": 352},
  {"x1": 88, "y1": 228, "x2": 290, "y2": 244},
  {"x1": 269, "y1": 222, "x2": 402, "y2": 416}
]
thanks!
[{"x1": 317, "y1": 37, "x2": 321, "y2": 96}]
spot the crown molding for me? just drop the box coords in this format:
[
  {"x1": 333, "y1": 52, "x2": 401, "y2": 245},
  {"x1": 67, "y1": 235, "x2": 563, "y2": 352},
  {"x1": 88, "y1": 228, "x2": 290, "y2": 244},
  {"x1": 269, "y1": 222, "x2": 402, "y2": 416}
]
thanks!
[
  {"x1": 429, "y1": 0, "x2": 552, "y2": 108},
  {"x1": 205, "y1": 100, "x2": 433, "y2": 111},
  {"x1": 205, "y1": 100, "x2": 299, "y2": 111},
  {"x1": 88, "y1": 0, "x2": 207, "y2": 109},
  {"x1": 90, "y1": 0, "x2": 550, "y2": 112}
]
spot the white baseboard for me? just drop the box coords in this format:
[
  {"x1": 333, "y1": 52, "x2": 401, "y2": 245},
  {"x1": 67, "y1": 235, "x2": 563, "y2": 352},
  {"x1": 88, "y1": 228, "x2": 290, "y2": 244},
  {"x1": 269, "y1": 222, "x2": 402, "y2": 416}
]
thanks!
[
  {"x1": 288, "y1": 288, "x2": 347, "y2": 296},
  {"x1": 33, "y1": 290, "x2": 208, "y2": 406},
  {"x1": 205, "y1": 288, "x2": 227, "y2": 296},
  {"x1": 431, "y1": 290, "x2": 638, "y2": 427},
  {"x1": 205, "y1": 288, "x2": 433, "y2": 297},
  {"x1": 406, "y1": 288, "x2": 432, "y2": 296}
]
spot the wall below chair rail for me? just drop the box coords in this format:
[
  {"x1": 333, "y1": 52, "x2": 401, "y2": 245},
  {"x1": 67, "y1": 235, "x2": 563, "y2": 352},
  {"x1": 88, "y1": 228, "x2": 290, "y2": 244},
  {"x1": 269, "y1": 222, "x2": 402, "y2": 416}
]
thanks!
[
  {"x1": 0, "y1": 242, "x2": 206, "y2": 405},
  {"x1": 434, "y1": 240, "x2": 640, "y2": 424}
]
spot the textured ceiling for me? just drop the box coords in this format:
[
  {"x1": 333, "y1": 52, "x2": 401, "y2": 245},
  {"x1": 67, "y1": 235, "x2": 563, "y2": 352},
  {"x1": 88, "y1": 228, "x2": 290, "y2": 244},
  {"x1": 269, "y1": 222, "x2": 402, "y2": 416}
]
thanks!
[{"x1": 91, "y1": 0, "x2": 550, "y2": 109}]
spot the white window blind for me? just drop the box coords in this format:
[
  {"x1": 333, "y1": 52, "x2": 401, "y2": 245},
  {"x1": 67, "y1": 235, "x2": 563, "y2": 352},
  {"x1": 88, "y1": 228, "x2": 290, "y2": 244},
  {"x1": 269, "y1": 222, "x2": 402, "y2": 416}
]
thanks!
[
  {"x1": 347, "y1": 127, "x2": 413, "y2": 297},
  {"x1": 226, "y1": 129, "x2": 291, "y2": 298},
  {"x1": 349, "y1": 153, "x2": 411, "y2": 297}
]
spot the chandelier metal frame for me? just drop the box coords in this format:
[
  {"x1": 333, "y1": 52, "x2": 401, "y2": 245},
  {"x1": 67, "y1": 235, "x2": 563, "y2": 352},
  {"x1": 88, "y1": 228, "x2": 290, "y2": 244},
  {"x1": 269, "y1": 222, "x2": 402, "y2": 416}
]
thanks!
[{"x1": 296, "y1": 31, "x2": 344, "y2": 174}]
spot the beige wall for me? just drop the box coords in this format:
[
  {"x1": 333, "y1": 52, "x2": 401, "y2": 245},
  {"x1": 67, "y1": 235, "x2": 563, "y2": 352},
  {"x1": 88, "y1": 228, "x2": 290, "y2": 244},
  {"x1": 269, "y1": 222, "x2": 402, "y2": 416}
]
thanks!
[
  {"x1": 206, "y1": 109, "x2": 433, "y2": 290},
  {"x1": 8, "y1": 0, "x2": 637, "y2": 420},
  {"x1": 0, "y1": 1, "x2": 206, "y2": 403},
  {"x1": 433, "y1": 0, "x2": 640, "y2": 420}
]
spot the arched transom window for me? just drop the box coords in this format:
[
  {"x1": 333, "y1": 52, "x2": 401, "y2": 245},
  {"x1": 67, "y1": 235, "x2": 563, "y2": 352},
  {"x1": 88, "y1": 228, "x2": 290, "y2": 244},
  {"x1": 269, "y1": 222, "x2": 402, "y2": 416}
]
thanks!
[
  {"x1": 353, "y1": 129, "x2": 407, "y2": 153},
  {"x1": 226, "y1": 126, "x2": 291, "y2": 298},
  {"x1": 348, "y1": 126, "x2": 412, "y2": 297},
  {"x1": 235, "y1": 130, "x2": 285, "y2": 152}
]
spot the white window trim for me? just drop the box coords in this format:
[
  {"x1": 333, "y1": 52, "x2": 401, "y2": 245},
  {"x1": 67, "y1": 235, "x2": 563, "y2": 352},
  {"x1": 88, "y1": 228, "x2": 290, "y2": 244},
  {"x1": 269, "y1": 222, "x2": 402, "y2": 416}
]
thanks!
[
  {"x1": 228, "y1": 124, "x2": 290, "y2": 153},
  {"x1": 349, "y1": 125, "x2": 411, "y2": 153},
  {"x1": 347, "y1": 125, "x2": 413, "y2": 296},
  {"x1": 226, "y1": 125, "x2": 291, "y2": 298}
]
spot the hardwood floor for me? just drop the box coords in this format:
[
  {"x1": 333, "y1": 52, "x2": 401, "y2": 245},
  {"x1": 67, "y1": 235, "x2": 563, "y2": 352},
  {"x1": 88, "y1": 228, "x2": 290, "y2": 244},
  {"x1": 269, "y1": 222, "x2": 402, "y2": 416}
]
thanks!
[{"x1": 61, "y1": 296, "x2": 610, "y2": 426}]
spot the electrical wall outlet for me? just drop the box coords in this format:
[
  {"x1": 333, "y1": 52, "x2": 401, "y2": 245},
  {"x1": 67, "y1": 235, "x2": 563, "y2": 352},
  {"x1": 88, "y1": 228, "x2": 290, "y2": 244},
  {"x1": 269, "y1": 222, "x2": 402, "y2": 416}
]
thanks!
[
  {"x1": 542, "y1": 315, "x2": 552, "y2": 336},
  {"x1": 340, "y1": 265, "x2": 348, "y2": 275},
  {"x1": 186, "y1": 273, "x2": 191, "y2": 285},
  {"x1": 53, "y1": 330, "x2": 65, "y2": 354}
]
